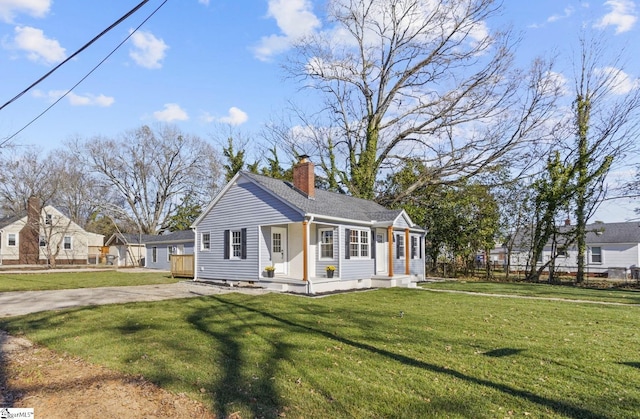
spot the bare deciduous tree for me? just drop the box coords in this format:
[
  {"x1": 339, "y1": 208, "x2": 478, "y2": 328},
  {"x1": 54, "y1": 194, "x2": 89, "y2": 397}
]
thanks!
[
  {"x1": 73, "y1": 124, "x2": 222, "y2": 234},
  {"x1": 281, "y1": 0, "x2": 560, "y2": 199}
]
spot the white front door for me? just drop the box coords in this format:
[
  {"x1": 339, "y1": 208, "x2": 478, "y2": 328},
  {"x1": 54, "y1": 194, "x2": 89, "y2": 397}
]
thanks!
[
  {"x1": 376, "y1": 229, "x2": 388, "y2": 273},
  {"x1": 271, "y1": 227, "x2": 288, "y2": 274}
]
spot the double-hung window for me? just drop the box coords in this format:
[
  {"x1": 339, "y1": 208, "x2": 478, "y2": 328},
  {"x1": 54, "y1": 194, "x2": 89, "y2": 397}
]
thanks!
[
  {"x1": 39, "y1": 236, "x2": 47, "y2": 247},
  {"x1": 8, "y1": 233, "x2": 16, "y2": 247},
  {"x1": 201, "y1": 232, "x2": 211, "y2": 250},
  {"x1": 591, "y1": 246, "x2": 602, "y2": 263},
  {"x1": 320, "y1": 229, "x2": 334, "y2": 259},
  {"x1": 167, "y1": 245, "x2": 175, "y2": 262},
  {"x1": 63, "y1": 236, "x2": 72, "y2": 250},
  {"x1": 231, "y1": 230, "x2": 243, "y2": 258},
  {"x1": 152, "y1": 247, "x2": 158, "y2": 263},
  {"x1": 224, "y1": 229, "x2": 247, "y2": 260},
  {"x1": 348, "y1": 229, "x2": 369, "y2": 258},
  {"x1": 411, "y1": 236, "x2": 418, "y2": 259},
  {"x1": 396, "y1": 234, "x2": 405, "y2": 259}
]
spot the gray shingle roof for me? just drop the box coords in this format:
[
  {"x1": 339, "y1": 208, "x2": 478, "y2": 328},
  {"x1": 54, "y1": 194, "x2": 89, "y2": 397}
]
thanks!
[
  {"x1": 243, "y1": 172, "x2": 403, "y2": 223},
  {"x1": 0, "y1": 214, "x2": 23, "y2": 229},
  {"x1": 583, "y1": 222, "x2": 640, "y2": 244},
  {"x1": 145, "y1": 230, "x2": 194, "y2": 243}
]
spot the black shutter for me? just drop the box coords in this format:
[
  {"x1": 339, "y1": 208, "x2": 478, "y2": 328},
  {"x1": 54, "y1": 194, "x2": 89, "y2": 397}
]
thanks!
[
  {"x1": 223, "y1": 230, "x2": 230, "y2": 259},
  {"x1": 345, "y1": 228, "x2": 351, "y2": 259},
  {"x1": 396, "y1": 234, "x2": 401, "y2": 259},
  {"x1": 420, "y1": 236, "x2": 423, "y2": 259},
  {"x1": 241, "y1": 228, "x2": 247, "y2": 259}
]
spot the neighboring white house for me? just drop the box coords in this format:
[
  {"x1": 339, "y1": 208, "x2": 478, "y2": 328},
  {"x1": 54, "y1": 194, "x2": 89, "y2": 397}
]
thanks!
[
  {"x1": 0, "y1": 197, "x2": 104, "y2": 266},
  {"x1": 509, "y1": 221, "x2": 640, "y2": 279}
]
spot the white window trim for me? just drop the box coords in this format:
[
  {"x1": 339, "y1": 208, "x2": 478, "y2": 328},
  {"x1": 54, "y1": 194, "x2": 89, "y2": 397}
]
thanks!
[
  {"x1": 231, "y1": 230, "x2": 243, "y2": 259},
  {"x1": 7, "y1": 233, "x2": 17, "y2": 247},
  {"x1": 349, "y1": 229, "x2": 370, "y2": 259},
  {"x1": 167, "y1": 246, "x2": 175, "y2": 262},
  {"x1": 590, "y1": 246, "x2": 603, "y2": 264},
  {"x1": 411, "y1": 236, "x2": 418, "y2": 259},
  {"x1": 63, "y1": 236, "x2": 72, "y2": 250},
  {"x1": 201, "y1": 232, "x2": 211, "y2": 251},
  {"x1": 397, "y1": 234, "x2": 405, "y2": 260},
  {"x1": 319, "y1": 228, "x2": 334, "y2": 260}
]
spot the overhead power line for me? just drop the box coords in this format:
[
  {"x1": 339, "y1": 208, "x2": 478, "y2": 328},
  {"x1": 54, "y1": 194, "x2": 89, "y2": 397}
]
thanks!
[{"x1": 0, "y1": 0, "x2": 169, "y2": 148}]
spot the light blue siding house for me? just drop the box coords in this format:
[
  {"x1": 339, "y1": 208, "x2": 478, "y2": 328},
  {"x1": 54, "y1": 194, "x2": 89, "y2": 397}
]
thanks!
[
  {"x1": 192, "y1": 157, "x2": 425, "y2": 294},
  {"x1": 145, "y1": 230, "x2": 195, "y2": 270}
]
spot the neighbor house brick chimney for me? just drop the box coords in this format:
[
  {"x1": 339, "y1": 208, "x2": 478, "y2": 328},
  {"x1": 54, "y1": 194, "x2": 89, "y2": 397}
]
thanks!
[
  {"x1": 564, "y1": 219, "x2": 571, "y2": 226},
  {"x1": 19, "y1": 196, "x2": 41, "y2": 264},
  {"x1": 293, "y1": 155, "x2": 315, "y2": 199}
]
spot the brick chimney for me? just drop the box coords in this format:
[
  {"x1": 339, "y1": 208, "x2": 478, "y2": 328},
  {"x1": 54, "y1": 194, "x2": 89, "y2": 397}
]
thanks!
[
  {"x1": 564, "y1": 219, "x2": 571, "y2": 226},
  {"x1": 19, "y1": 196, "x2": 41, "y2": 264},
  {"x1": 292, "y1": 155, "x2": 315, "y2": 199}
]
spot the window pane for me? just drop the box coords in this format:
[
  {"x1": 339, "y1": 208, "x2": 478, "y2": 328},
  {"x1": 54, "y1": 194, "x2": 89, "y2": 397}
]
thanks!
[
  {"x1": 320, "y1": 230, "x2": 333, "y2": 259},
  {"x1": 360, "y1": 231, "x2": 369, "y2": 257},
  {"x1": 64, "y1": 236, "x2": 71, "y2": 250},
  {"x1": 592, "y1": 247, "x2": 602, "y2": 263},
  {"x1": 202, "y1": 233, "x2": 210, "y2": 250},
  {"x1": 8, "y1": 234, "x2": 16, "y2": 246},
  {"x1": 232, "y1": 230, "x2": 242, "y2": 258}
]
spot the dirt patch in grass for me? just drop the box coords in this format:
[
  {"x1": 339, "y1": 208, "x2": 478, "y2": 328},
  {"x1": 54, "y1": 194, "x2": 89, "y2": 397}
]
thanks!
[{"x1": 0, "y1": 331, "x2": 214, "y2": 418}]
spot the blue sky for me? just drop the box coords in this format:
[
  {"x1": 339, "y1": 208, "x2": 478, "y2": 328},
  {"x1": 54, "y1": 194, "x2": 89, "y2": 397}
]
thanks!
[{"x1": 0, "y1": 0, "x2": 639, "y2": 221}]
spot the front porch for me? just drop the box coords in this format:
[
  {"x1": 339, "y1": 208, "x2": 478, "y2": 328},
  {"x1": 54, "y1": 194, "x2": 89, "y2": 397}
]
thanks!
[{"x1": 196, "y1": 274, "x2": 419, "y2": 295}]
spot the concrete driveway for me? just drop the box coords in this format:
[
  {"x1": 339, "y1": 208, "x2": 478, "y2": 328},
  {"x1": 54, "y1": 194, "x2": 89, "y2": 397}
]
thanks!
[{"x1": 0, "y1": 282, "x2": 271, "y2": 317}]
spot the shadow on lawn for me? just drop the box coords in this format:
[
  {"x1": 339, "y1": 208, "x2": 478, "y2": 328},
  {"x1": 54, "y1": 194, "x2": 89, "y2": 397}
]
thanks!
[
  {"x1": 482, "y1": 348, "x2": 523, "y2": 358},
  {"x1": 209, "y1": 296, "x2": 605, "y2": 419},
  {"x1": 0, "y1": 331, "x2": 14, "y2": 407},
  {"x1": 619, "y1": 362, "x2": 640, "y2": 370},
  {"x1": 187, "y1": 308, "x2": 287, "y2": 419}
]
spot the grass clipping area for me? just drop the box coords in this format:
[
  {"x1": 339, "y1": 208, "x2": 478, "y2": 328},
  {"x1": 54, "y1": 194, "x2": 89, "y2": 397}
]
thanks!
[
  {"x1": 0, "y1": 270, "x2": 178, "y2": 292},
  {"x1": 2, "y1": 287, "x2": 639, "y2": 418}
]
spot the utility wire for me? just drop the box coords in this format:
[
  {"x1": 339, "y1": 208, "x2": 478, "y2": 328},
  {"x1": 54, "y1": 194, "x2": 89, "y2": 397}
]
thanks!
[
  {"x1": 0, "y1": 0, "x2": 169, "y2": 148},
  {"x1": 0, "y1": 0, "x2": 149, "y2": 113}
]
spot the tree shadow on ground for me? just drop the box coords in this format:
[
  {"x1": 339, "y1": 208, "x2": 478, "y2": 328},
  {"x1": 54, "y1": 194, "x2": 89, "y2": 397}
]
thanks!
[
  {"x1": 187, "y1": 308, "x2": 287, "y2": 419},
  {"x1": 482, "y1": 348, "x2": 524, "y2": 357},
  {"x1": 619, "y1": 362, "x2": 640, "y2": 370},
  {"x1": 0, "y1": 331, "x2": 14, "y2": 407},
  {"x1": 209, "y1": 296, "x2": 606, "y2": 419}
]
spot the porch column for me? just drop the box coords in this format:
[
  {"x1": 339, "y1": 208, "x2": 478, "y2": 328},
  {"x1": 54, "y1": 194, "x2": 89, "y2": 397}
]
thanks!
[
  {"x1": 405, "y1": 228, "x2": 410, "y2": 275},
  {"x1": 387, "y1": 226, "x2": 394, "y2": 277},
  {"x1": 302, "y1": 220, "x2": 309, "y2": 281}
]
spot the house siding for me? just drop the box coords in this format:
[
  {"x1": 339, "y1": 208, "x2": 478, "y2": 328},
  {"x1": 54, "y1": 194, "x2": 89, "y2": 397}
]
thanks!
[
  {"x1": 339, "y1": 226, "x2": 375, "y2": 280},
  {"x1": 196, "y1": 178, "x2": 303, "y2": 281}
]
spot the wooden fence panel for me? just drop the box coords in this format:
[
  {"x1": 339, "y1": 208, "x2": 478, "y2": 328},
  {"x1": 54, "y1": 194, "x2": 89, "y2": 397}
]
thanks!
[{"x1": 170, "y1": 255, "x2": 194, "y2": 278}]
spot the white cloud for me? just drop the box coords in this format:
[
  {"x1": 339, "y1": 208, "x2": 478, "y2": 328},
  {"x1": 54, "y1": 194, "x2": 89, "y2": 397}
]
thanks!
[
  {"x1": 595, "y1": 0, "x2": 638, "y2": 33},
  {"x1": 200, "y1": 107, "x2": 249, "y2": 125},
  {"x1": 12, "y1": 26, "x2": 65, "y2": 65},
  {"x1": 32, "y1": 90, "x2": 115, "y2": 107},
  {"x1": 254, "y1": 0, "x2": 320, "y2": 61},
  {"x1": 597, "y1": 66, "x2": 640, "y2": 95},
  {"x1": 153, "y1": 103, "x2": 189, "y2": 122},
  {"x1": 0, "y1": 0, "x2": 50, "y2": 23},
  {"x1": 129, "y1": 30, "x2": 168, "y2": 69},
  {"x1": 219, "y1": 107, "x2": 249, "y2": 126},
  {"x1": 547, "y1": 6, "x2": 575, "y2": 23}
]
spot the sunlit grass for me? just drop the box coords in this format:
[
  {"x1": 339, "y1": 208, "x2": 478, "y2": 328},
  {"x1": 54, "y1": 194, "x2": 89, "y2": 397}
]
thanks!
[
  {"x1": 421, "y1": 280, "x2": 640, "y2": 305},
  {"x1": 2, "y1": 287, "x2": 639, "y2": 418},
  {"x1": 0, "y1": 270, "x2": 178, "y2": 291}
]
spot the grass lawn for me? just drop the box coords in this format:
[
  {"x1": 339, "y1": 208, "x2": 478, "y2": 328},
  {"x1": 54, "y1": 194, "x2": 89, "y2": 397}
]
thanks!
[
  {"x1": 420, "y1": 280, "x2": 640, "y2": 305},
  {"x1": 0, "y1": 270, "x2": 178, "y2": 292},
  {"x1": 2, "y1": 287, "x2": 639, "y2": 418}
]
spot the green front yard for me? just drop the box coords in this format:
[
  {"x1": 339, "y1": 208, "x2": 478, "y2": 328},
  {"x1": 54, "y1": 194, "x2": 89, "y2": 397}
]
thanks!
[
  {"x1": 2, "y1": 285, "x2": 639, "y2": 418},
  {"x1": 0, "y1": 270, "x2": 178, "y2": 291}
]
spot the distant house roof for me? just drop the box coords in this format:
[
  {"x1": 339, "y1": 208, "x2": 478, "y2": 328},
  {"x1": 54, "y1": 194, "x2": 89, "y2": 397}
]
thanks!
[
  {"x1": 0, "y1": 214, "x2": 23, "y2": 229},
  {"x1": 582, "y1": 222, "x2": 640, "y2": 244},
  {"x1": 511, "y1": 221, "x2": 640, "y2": 248},
  {"x1": 106, "y1": 230, "x2": 195, "y2": 246},
  {"x1": 145, "y1": 230, "x2": 194, "y2": 244},
  {"x1": 242, "y1": 172, "x2": 410, "y2": 226}
]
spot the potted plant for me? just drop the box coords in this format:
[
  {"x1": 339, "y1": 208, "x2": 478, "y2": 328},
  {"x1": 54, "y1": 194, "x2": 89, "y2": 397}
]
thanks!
[
  {"x1": 265, "y1": 266, "x2": 276, "y2": 278},
  {"x1": 326, "y1": 265, "x2": 336, "y2": 278}
]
